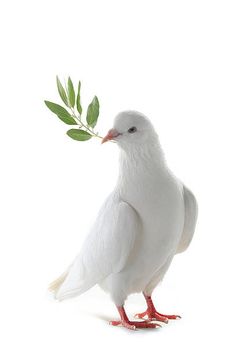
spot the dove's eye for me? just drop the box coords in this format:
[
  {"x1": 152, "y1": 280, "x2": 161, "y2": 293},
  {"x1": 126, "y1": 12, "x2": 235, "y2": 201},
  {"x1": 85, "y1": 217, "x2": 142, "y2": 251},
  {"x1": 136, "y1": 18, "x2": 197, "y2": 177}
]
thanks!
[{"x1": 128, "y1": 126, "x2": 137, "y2": 134}]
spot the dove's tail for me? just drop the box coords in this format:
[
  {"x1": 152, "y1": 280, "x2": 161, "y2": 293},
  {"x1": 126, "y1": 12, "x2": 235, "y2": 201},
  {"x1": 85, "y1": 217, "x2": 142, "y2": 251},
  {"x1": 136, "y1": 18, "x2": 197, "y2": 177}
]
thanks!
[
  {"x1": 48, "y1": 270, "x2": 69, "y2": 293},
  {"x1": 48, "y1": 257, "x2": 98, "y2": 301}
]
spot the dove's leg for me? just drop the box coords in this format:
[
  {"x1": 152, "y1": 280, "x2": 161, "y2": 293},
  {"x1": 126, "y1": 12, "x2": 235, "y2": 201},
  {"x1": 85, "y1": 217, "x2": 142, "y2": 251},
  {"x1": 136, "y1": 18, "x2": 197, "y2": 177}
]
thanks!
[
  {"x1": 109, "y1": 306, "x2": 161, "y2": 330},
  {"x1": 135, "y1": 293, "x2": 181, "y2": 323}
]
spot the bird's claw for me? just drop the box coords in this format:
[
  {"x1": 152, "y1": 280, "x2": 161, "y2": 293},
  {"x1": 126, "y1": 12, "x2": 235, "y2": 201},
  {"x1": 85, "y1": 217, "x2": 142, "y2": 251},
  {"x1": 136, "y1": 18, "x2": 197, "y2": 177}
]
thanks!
[
  {"x1": 134, "y1": 310, "x2": 181, "y2": 323},
  {"x1": 109, "y1": 319, "x2": 161, "y2": 330}
]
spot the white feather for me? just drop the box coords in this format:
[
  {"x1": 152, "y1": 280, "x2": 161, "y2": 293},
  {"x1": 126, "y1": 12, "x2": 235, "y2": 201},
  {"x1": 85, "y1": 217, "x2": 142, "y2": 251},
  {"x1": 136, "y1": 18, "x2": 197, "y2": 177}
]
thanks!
[
  {"x1": 176, "y1": 185, "x2": 198, "y2": 254},
  {"x1": 56, "y1": 197, "x2": 139, "y2": 300}
]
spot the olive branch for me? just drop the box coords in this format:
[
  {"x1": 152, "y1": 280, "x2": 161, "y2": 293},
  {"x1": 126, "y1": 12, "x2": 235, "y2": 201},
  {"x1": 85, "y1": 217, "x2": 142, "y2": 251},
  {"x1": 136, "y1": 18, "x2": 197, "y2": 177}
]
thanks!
[{"x1": 44, "y1": 76, "x2": 102, "y2": 141}]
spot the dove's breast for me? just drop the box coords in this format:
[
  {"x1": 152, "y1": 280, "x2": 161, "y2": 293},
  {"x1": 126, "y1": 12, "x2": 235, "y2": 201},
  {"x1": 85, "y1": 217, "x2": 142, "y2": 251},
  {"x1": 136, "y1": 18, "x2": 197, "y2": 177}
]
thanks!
[{"x1": 112, "y1": 166, "x2": 185, "y2": 297}]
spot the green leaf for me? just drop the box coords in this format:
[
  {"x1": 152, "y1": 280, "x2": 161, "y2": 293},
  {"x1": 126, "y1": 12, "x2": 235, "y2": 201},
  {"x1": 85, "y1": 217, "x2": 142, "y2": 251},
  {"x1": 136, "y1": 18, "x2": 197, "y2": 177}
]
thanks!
[
  {"x1": 44, "y1": 101, "x2": 77, "y2": 125},
  {"x1": 67, "y1": 77, "x2": 75, "y2": 107},
  {"x1": 86, "y1": 96, "x2": 99, "y2": 128},
  {"x1": 67, "y1": 129, "x2": 93, "y2": 141},
  {"x1": 56, "y1": 76, "x2": 69, "y2": 107},
  {"x1": 76, "y1": 81, "x2": 82, "y2": 115}
]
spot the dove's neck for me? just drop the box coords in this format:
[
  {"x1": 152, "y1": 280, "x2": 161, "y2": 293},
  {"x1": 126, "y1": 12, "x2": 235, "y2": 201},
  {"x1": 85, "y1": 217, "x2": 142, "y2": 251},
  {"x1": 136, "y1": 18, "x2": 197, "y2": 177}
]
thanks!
[{"x1": 117, "y1": 137, "x2": 167, "y2": 191}]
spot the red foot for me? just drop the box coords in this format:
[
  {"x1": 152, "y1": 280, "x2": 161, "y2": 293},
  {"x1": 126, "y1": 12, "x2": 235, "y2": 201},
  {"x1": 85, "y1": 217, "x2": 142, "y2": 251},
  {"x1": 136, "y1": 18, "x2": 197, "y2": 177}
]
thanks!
[
  {"x1": 135, "y1": 310, "x2": 180, "y2": 323},
  {"x1": 135, "y1": 294, "x2": 181, "y2": 323},
  {"x1": 109, "y1": 319, "x2": 160, "y2": 330},
  {"x1": 111, "y1": 306, "x2": 161, "y2": 330}
]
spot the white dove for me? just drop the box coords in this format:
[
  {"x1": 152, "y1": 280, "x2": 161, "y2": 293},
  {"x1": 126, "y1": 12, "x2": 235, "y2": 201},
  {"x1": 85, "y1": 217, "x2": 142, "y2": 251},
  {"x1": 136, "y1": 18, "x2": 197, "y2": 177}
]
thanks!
[{"x1": 49, "y1": 111, "x2": 198, "y2": 330}]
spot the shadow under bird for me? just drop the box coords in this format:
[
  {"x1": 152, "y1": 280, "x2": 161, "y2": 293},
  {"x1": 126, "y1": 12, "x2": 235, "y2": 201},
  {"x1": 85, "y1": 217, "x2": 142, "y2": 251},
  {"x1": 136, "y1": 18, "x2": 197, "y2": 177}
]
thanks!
[{"x1": 49, "y1": 111, "x2": 198, "y2": 330}]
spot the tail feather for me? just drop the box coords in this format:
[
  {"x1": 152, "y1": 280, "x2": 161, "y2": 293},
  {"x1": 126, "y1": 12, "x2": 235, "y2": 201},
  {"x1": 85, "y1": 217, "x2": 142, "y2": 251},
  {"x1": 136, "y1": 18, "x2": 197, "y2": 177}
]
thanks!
[{"x1": 48, "y1": 270, "x2": 69, "y2": 293}]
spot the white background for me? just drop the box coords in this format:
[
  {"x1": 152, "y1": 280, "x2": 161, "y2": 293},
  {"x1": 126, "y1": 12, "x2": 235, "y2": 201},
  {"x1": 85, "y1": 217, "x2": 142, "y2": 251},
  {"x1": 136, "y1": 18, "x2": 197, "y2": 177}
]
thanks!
[{"x1": 0, "y1": 0, "x2": 236, "y2": 353}]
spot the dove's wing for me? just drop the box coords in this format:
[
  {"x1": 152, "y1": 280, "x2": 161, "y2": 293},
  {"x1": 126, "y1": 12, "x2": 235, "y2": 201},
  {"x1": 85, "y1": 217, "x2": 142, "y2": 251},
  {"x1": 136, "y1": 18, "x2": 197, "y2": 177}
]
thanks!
[
  {"x1": 176, "y1": 185, "x2": 198, "y2": 253},
  {"x1": 56, "y1": 194, "x2": 139, "y2": 300}
]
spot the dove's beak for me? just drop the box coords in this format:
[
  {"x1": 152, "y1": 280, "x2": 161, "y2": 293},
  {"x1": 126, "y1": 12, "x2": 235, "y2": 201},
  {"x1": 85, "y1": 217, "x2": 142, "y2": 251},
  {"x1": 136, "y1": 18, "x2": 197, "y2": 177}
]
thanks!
[{"x1": 101, "y1": 129, "x2": 121, "y2": 144}]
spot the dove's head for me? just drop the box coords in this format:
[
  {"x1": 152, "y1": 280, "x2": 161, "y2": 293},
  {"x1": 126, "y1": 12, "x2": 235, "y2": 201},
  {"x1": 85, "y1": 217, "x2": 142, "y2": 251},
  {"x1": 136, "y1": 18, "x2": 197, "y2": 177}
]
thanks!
[{"x1": 102, "y1": 111, "x2": 157, "y2": 150}]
